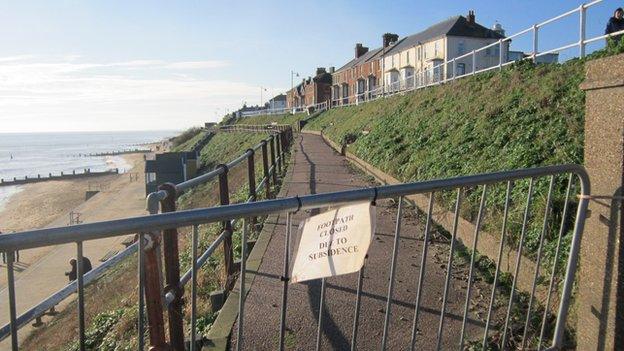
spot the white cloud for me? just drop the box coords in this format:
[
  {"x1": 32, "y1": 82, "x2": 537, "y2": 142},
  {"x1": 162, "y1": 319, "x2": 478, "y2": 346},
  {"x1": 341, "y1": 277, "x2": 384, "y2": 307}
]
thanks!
[{"x1": 0, "y1": 55, "x2": 270, "y2": 132}]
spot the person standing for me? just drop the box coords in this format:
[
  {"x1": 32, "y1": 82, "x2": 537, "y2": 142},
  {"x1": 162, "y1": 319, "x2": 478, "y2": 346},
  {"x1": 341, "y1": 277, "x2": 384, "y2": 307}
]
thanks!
[
  {"x1": 605, "y1": 8, "x2": 624, "y2": 44},
  {"x1": 65, "y1": 257, "x2": 93, "y2": 282}
]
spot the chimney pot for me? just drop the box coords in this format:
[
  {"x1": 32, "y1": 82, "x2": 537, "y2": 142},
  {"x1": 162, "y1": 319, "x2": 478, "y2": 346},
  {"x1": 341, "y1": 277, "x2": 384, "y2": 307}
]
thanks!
[
  {"x1": 355, "y1": 43, "x2": 369, "y2": 58},
  {"x1": 382, "y1": 33, "x2": 399, "y2": 48},
  {"x1": 467, "y1": 10, "x2": 476, "y2": 24}
]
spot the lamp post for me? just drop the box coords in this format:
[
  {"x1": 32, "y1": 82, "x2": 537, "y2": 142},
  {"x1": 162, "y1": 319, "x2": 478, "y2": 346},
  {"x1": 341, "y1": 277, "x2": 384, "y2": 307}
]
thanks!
[{"x1": 290, "y1": 70, "x2": 299, "y2": 109}]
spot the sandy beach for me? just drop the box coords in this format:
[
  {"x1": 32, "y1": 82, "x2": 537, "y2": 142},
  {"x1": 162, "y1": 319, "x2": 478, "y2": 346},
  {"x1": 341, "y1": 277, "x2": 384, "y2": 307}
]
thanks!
[{"x1": 0, "y1": 152, "x2": 152, "y2": 348}]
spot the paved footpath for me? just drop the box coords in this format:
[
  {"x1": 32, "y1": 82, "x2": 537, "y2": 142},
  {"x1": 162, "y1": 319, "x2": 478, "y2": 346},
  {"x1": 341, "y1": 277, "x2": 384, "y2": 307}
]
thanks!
[
  {"x1": 0, "y1": 166, "x2": 147, "y2": 350},
  {"x1": 233, "y1": 133, "x2": 493, "y2": 350}
]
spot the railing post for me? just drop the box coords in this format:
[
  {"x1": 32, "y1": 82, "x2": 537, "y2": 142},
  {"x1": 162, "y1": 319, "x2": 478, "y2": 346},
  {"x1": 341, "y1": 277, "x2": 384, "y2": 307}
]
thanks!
[
  {"x1": 158, "y1": 183, "x2": 185, "y2": 351},
  {"x1": 246, "y1": 149, "x2": 257, "y2": 229},
  {"x1": 142, "y1": 232, "x2": 169, "y2": 349},
  {"x1": 452, "y1": 58, "x2": 457, "y2": 81},
  {"x1": 472, "y1": 50, "x2": 476, "y2": 75},
  {"x1": 269, "y1": 135, "x2": 278, "y2": 185},
  {"x1": 261, "y1": 140, "x2": 272, "y2": 199},
  {"x1": 579, "y1": 4, "x2": 586, "y2": 58},
  {"x1": 216, "y1": 164, "x2": 236, "y2": 290},
  {"x1": 498, "y1": 39, "x2": 504, "y2": 70},
  {"x1": 532, "y1": 24, "x2": 539, "y2": 63},
  {"x1": 276, "y1": 133, "x2": 283, "y2": 175}
]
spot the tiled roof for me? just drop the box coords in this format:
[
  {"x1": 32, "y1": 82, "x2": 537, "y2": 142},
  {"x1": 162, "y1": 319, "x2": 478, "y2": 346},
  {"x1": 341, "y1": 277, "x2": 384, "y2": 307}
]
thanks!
[
  {"x1": 335, "y1": 47, "x2": 383, "y2": 73},
  {"x1": 384, "y1": 15, "x2": 505, "y2": 55}
]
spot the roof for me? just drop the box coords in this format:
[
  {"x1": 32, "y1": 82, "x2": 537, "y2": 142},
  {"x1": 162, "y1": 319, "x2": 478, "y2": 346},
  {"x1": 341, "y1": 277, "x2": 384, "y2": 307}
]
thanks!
[
  {"x1": 384, "y1": 15, "x2": 505, "y2": 55},
  {"x1": 335, "y1": 47, "x2": 383, "y2": 73},
  {"x1": 269, "y1": 94, "x2": 286, "y2": 102}
]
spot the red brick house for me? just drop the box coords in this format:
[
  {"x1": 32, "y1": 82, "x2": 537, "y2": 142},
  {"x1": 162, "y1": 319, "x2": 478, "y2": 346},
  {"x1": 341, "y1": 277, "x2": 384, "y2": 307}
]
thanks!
[
  {"x1": 331, "y1": 33, "x2": 398, "y2": 106},
  {"x1": 287, "y1": 67, "x2": 332, "y2": 110}
]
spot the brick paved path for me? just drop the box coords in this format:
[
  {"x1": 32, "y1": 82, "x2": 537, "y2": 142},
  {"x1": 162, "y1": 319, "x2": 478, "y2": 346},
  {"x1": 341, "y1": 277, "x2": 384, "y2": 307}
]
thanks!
[{"x1": 234, "y1": 133, "x2": 493, "y2": 350}]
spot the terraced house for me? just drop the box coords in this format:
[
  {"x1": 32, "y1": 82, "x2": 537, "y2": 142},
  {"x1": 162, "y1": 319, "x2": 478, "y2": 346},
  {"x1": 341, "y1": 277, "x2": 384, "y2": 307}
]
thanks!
[
  {"x1": 382, "y1": 11, "x2": 508, "y2": 91},
  {"x1": 330, "y1": 33, "x2": 397, "y2": 106},
  {"x1": 286, "y1": 67, "x2": 332, "y2": 111}
]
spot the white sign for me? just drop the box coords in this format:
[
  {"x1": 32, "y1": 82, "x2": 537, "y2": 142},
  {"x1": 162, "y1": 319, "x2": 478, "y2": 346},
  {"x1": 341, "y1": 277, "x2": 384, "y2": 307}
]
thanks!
[{"x1": 290, "y1": 202, "x2": 376, "y2": 284}]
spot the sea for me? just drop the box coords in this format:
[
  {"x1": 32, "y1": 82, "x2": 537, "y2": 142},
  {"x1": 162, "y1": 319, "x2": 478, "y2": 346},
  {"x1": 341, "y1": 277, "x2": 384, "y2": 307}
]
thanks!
[{"x1": 0, "y1": 130, "x2": 176, "y2": 211}]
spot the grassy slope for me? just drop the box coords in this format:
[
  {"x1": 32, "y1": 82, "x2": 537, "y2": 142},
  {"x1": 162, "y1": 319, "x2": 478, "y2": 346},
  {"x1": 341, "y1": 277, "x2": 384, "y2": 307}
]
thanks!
[{"x1": 305, "y1": 60, "x2": 585, "y2": 180}]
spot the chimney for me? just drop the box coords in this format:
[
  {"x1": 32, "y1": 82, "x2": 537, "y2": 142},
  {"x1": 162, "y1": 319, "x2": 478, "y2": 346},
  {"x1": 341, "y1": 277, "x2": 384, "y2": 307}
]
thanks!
[
  {"x1": 382, "y1": 33, "x2": 399, "y2": 48},
  {"x1": 315, "y1": 67, "x2": 327, "y2": 76},
  {"x1": 355, "y1": 43, "x2": 369, "y2": 58},
  {"x1": 492, "y1": 21, "x2": 505, "y2": 36},
  {"x1": 328, "y1": 66, "x2": 335, "y2": 73},
  {"x1": 467, "y1": 10, "x2": 475, "y2": 24}
]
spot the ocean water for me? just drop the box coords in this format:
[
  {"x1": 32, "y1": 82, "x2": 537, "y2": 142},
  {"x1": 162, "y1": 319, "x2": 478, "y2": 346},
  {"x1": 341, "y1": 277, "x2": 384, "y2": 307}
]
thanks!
[{"x1": 0, "y1": 130, "x2": 176, "y2": 209}]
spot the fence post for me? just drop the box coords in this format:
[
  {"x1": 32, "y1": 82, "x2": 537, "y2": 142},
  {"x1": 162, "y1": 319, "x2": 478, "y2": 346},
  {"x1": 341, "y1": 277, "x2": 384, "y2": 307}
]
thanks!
[
  {"x1": 472, "y1": 50, "x2": 476, "y2": 75},
  {"x1": 452, "y1": 58, "x2": 457, "y2": 81},
  {"x1": 276, "y1": 133, "x2": 283, "y2": 175},
  {"x1": 532, "y1": 24, "x2": 539, "y2": 63},
  {"x1": 498, "y1": 39, "x2": 504, "y2": 70},
  {"x1": 157, "y1": 183, "x2": 185, "y2": 351},
  {"x1": 269, "y1": 135, "x2": 278, "y2": 185},
  {"x1": 246, "y1": 149, "x2": 257, "y2": 229},
  {"x1": 261, "y1": 140, "x2": 272, "y2": 199},
  {"x1": 144, "y1": 194, "x2": 169, "y2": 350},
  {"x1": 216, "y1": 164, "x2": 236, "y2": 291},
  {"x1": 579, "y1": 4, "x2": 586, "y2": 58},
  {"x1": 577, "y1": 52, "x2": 624, "y2": 350}
]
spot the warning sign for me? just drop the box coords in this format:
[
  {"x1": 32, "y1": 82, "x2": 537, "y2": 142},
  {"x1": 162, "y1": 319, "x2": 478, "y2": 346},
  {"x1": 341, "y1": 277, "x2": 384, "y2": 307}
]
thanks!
[{"x1": 290, "y1": 202, "x2": 376, "y2": 284}]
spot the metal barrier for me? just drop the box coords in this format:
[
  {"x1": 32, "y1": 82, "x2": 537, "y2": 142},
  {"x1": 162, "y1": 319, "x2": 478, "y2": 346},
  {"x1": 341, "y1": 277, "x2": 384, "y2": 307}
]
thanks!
[
  {"x1": 331, "y1": 0, "x2": 624, "y2": 108},
  {"x1": 0, "y1": 162, "x2": 589, "y2": 350},
  {"x1": 0, "y1": 127, "x2": 293, "y2": 351}
]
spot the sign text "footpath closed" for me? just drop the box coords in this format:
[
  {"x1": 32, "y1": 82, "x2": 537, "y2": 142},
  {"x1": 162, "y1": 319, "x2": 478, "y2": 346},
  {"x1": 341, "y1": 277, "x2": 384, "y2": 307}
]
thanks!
[{"x1": 290, "y1": 202, "x2": 376, "y2": 283}]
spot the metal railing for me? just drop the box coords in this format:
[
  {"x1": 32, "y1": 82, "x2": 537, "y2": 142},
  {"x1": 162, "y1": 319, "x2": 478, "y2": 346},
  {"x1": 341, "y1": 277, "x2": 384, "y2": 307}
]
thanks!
[
  {"x1": 239, "y1": 107, "x2": 290, "y2": 117},
  {"x1": 0, "y1": 162, "x2": 589, "y2": 350},
  {"x1": 331, "y1": 0, "x2": 624, "y2": 108},
  {"x1": 0, "y1": 127, "x2": 294, "y2": 351},
  {"x1": 219, "y1": 124, "x2": 291, "y2": 133}
]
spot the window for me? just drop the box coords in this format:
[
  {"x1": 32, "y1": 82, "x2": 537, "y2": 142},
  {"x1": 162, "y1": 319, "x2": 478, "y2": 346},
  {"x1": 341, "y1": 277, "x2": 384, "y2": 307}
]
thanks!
[
  {"x1": 457, "y1": 63, "x2": 466, "y2": 75},
  {"x1": 417, "y1": 46, "x2": 421, "y2": 60},
  {"x1": 434, "y1": 42, "x2": 439, "y2": 56},
  {"x1": 391, "y1": 55, "x2": 394, "y2": 66},
  {"x1": 424, "y1": 46, "x2": 428, "y2": 59},
  {"x1": 407, "y1": 51, "x2": 410, "y2": 64},
  {"x1": 458, "y1": 41, "x2": 465, "y2": 55}
]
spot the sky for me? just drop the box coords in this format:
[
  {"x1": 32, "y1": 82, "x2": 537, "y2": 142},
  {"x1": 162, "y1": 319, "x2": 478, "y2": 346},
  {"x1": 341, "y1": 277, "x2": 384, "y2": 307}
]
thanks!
[{"x1": 0, "y1": 0, "x2": 619, "y2": 133}]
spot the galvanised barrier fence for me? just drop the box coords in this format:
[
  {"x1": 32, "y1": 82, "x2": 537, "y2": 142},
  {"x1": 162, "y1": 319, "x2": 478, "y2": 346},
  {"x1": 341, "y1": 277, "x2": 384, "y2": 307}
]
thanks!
[
  {"x1": 0, "y1": 127, "x2": 293, "y2": 351},
  {"x1": 331, "y1": 0, "x2": 624, "y2": 107},
  {"x1": 0, "y1": 162, "x2": 589, "y2": 350}
]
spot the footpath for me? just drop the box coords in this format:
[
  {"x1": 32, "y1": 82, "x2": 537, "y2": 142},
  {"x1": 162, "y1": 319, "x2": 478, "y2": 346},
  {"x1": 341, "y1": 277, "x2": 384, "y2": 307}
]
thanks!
[
  {"x1": 0, "y1": 159, "x2": 147, "y2": 349},
  {"x1": 229, "y1": 133, "x2": 495, "y2": 350}
]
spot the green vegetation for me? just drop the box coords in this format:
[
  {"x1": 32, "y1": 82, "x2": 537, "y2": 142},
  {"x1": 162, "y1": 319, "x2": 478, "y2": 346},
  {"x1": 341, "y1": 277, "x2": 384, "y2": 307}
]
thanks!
[{"x1": 171, "y1": 126, "x2": 203, "y2": 150}]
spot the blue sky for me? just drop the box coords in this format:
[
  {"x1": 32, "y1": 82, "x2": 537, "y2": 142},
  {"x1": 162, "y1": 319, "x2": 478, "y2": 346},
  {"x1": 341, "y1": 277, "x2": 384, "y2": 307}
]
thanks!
[{"x1": 0, "y1": 0, "x2": 618, "y2": 132}]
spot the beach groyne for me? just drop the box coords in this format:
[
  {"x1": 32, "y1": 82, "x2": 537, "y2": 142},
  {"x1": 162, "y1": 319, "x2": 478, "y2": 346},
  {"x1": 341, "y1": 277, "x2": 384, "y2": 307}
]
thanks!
[
  {"x1": 77, "y1": 149, "x2": 151, "y2": 157},
  {"x1": 0, "y1": 169, "x2": 119, "y2": 187}
]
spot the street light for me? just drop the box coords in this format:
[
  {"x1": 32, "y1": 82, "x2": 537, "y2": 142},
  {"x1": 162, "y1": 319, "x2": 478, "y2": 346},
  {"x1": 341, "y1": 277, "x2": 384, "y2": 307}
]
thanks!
[
  {"x1": 260, "y1": 86, "x2": 267, "y2": 108},
  {"x1": 290, "y1": 70, "x2": 299, "y2": 109}
]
